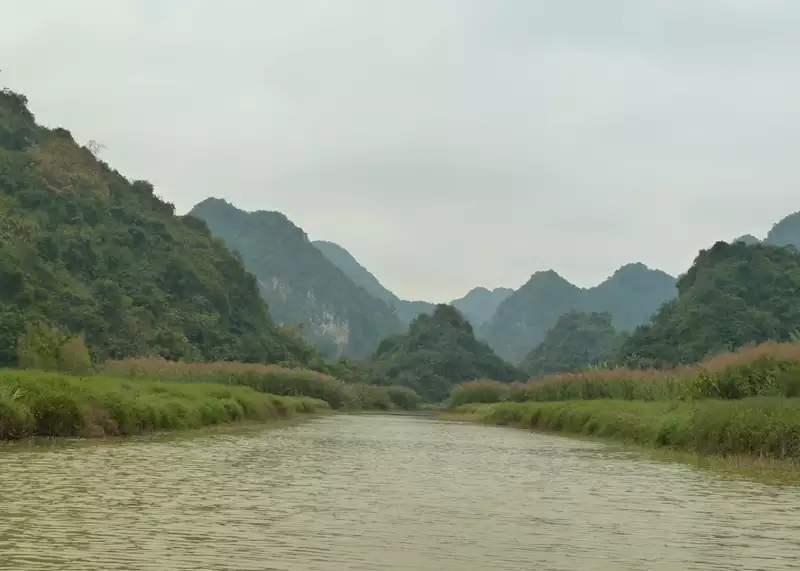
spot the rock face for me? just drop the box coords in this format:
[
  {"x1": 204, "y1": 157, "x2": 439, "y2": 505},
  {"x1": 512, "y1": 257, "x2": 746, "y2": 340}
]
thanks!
[{"x1": 191, "y1": 199, "x2": 402, "y2": 358}]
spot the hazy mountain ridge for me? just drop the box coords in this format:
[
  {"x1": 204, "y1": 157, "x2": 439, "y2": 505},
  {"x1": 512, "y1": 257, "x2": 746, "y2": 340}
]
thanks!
[
  {"x1": 484, "y1": 264, "x2": 678, "y2": 363},
  {"x1": 190, "y1": 199, "x2": 403, "y2": 358}
]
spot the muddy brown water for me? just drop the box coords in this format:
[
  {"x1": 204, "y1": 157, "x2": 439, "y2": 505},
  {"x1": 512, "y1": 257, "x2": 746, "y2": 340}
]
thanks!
[{"x1": 1, "y1": 414, "x2": 799, "y2": 570}]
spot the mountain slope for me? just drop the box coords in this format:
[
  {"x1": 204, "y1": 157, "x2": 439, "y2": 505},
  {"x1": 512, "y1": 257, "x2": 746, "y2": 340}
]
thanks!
[
  {"x1": 369, "y1": 304, "x2": 523, "y2": 401},
  {"x1": 485, "y1": 265, "x2": 676, "y2": 363},
  {"x1": 520, "y1": 311, "x2": 626, "y2": 377},
  {"x1": 313, "y1": 239, "x2": 438, "y2": 324},
  {"x1": 0, "y1": 88, "x2": 312, "y2": 365},
  {"x1": 451, "y1": 287, "x2": 513, "y2": 327},
  {"x1": 764, "y1": 211, "x2": 800, "y2": 249},
  {"x1": 312, "y1": 240, "x2": 396, "y2": 304},
  {"x1": 621, "y1": 241, "x2": 800, "y2": 366},
  {"x1": 191, "y1": 199, "x2": 402, "y2": 358}
]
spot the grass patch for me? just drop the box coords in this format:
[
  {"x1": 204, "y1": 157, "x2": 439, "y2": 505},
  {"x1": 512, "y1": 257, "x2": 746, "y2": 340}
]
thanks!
[{"x1": 0, "y1": 369, "x2": 328, "y2": 440}]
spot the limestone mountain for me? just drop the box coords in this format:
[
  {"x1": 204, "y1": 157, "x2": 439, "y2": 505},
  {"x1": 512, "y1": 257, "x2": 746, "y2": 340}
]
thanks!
[
  {"x1": 764, "y1": 211, "x2": 800, "y2": 249},
  {"x1": 191, "y1": 199, "x2": 403, "y2": 358},
  {"x1": 368, "y1": 304, "x2": 524, "y2": 402},
  {"x1": 0, "y1": 89, "x2": 313, "y2": 365},
  {"x1": 451, "y1": 286, "x2": 513, "y2": 327},
  {"x1": 484, "y1": 265, "x2": 677, "y2": 363},
  {"x1": 312, "y1": 239, "x2": 437, "y2": 324}
]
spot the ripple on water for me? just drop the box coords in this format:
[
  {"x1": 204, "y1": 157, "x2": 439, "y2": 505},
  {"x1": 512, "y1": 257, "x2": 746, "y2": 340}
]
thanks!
[{"x1": 0, "y1": 415, "x2": 799, "y2": 571}]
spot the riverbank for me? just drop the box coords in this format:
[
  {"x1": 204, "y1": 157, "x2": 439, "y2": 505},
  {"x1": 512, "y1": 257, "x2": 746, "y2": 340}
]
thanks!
[
  {"x1": 0, "y1": 369, "x2": 328, "y2": 440},
  {"x1": 442, "y1": 399, "x2": 800, "y2": 483}
]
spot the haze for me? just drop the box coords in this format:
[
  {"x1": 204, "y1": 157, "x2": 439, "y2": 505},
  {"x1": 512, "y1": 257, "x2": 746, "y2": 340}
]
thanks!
[{"x1": 3, "y1": 0, "x2": 800, "y2": 301}]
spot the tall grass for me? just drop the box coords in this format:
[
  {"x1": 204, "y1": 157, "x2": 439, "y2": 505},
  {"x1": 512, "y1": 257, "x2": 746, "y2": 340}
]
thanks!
[
  {"x1": 0, "y1": 369, "x2": 328, "y2": 440},
  {"x1": 464, "y1": 399, "x2": 800, "y2": 460},
  {"x1": 449, "y1": 341, "x2": 800, "y2": 407},
  {"x1": 99, "y1": 358, "x2": 422, "y2": 411}
]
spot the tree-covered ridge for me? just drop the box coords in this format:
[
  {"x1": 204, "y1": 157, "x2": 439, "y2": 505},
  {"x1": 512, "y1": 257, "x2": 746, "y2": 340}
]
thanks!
[
  {"x1": 368, "y1": 304, "x2": 523, "y2": 402},
  {"x1": 191, "y1": 198, "x2": 403, "y2": 358},
  {"x1": 520, "y1": 311, "x2": 626, "y2": 377},
  {"x1": 764, "y1": 211, "x2": 800, "y2": 249},
  {"x1": 0, "y1": 89, "x2": 313, "y2": 366},
  {"x1": 620, "y1": 241, "x2": 800, "y2": 367},
  {"x1": 485, "y1": 265, "x2": 676, "y2": 363}
]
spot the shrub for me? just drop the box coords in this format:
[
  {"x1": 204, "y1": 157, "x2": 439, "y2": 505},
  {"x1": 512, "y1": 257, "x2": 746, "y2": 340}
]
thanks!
[{"x1": 450, "y1": 380, "x2": 510, "y2": 408}]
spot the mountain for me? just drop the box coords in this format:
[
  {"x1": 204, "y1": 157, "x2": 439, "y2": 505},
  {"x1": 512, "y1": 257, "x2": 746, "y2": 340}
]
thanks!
[
  {"x1": 191, "y1": 199, "x2": 403, "y2": 358},
  {"x1": 451, "y1": 287, "x2": 513, "y2": 327},
  {"x1": 732, "y1": 234, "x2": 760, "y2": 245},
  {"x1": 621, "y1": 241, "x2": 800, "y2": 367},
  {"x1": 0, "y1": 88, "x2": 313, "y2": 365},
  {"x1": 764, "y1": 211, "x2": 800, "y2": 249},
  {"x1": 312, "y1": 240, "x2": 396, "y2": 304},
  {"x1": 520, "y1": 311, "x2": 626, "y2": 377},
  {"x1": 312, "y1": 239, "x2": 438, "y2": 324},
  {"x1": 368, "y1": 304, "x2": 524, "y2": 402},
  {"x1": 484, "y1": 265, "x2": 677, "y2": 363}
]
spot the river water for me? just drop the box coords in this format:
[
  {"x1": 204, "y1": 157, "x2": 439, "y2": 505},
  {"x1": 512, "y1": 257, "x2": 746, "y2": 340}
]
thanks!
[{"x1": 0, "y1": 414, "x2": 799, "y2": 570}]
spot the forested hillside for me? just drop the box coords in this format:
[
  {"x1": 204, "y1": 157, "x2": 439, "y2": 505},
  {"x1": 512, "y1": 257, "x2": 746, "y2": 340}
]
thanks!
[
  {"x1": 0, "y1": 89, "x2": 313, "y2": 365},
  {"x1": 192, "y1": 199, "x2": 403, "y2": 358},
  {"x1": 621, "y1": 241, "x2": 800, "y2": 367},
  {"x1": 484, "y1": 264, "x2": 676, "y2": 363},
  {"x1": 520, "y1": 311, "x2": 626, "y2": 376},
  {"x1": 451, "y1": 287, "x2": 513, "y2": 327},
  {"x1": 368, "y1": 304, "x2": 523, "y2": 401}
]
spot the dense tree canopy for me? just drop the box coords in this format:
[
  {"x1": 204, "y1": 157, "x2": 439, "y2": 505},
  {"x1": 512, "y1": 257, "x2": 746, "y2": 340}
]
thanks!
[
  {"x1": 368, "y1": 304, "x2": 523, "y2": 402},
  {"x1": 0, "y1": 89, "x2": 314, "y2": 366},
  {"x1": 621, "y1": 241, "x2": 800, "y2": 367},
  {"x1": 521, "y1": 311, "x2": 626, "y2": 377}
]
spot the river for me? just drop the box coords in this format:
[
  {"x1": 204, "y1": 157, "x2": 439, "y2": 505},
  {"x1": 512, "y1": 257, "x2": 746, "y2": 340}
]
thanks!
[{"x1": 0, "y1": 414, "x2": 798, "y2": 570}]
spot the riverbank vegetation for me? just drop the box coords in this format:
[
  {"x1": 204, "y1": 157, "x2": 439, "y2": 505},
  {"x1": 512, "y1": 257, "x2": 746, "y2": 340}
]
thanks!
[
  {"x1": 447, "y1": 342, "x2": 800, "y2": 464},
  {"x1": 99, "y1": 358, "x2": 422, "y2": 411},
  {"x1": 0, "y1": 368, "x2": 328, "y2": 440}
]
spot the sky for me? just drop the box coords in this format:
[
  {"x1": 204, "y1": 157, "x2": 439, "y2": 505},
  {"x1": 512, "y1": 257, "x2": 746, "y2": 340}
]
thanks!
[{"x1": 3, "y1": 0, "x2": 800, "y2": 302}]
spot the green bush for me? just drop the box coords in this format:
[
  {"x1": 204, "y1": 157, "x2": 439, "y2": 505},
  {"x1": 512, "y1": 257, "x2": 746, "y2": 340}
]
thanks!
[
  {"x1": 17, "y1": 323, "x2": 93, "y2": 375},
  {"x1": 450, "y1": 380, "x2": 510, "y2": 408}
]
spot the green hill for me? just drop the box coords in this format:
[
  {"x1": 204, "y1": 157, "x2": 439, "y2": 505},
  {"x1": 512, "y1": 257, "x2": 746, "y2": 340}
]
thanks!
[
  {"x1": 621, "y1": 241, "x2": 800, "y2": 366},
  {"x1": 191, "y1": 199, "x2": 403, "y2": 358},
  {"x1": 485, "y1": 265, "x2": 676, "y2": 363},
  {"x1": 764, "y1": 211, "x2": 800, "y2": 249},
  {"x1": 451, "y1": 287, "x2": 513, "y2": 327},
  {"x1": 0, "y1": 89, "x2": 312, "y2": 365},
  {"x1": 520, "y1": 311, "x2": 626, "y2": 377},
  {"x1": 368, "y1": 304, "x2": 523, "y2": 402}
]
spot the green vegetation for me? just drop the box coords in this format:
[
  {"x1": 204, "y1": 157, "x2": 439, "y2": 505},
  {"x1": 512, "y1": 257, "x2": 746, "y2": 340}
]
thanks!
[
  {"x1": 456, "y1": 399, "x2": 800, "y2": 461},
  {"x1": 520, "y1": 311, "x2": 626, "y2": 377},
  {"x1": 621, "y1": 242, "x2": 800, "y2": 367},
  {"x1": 368, "y1": 304, "x2": 524, "y2": 402},
  {"x1": 450, "y1": 286, "x2": 513, "y2": 328},
  {"x1": 0, "y1": 88, "x2": 314, "y2": 367},
  {"x1": 191, "y1": 199, "x2": 403, "y2": 358},
  {"x1": 100, "y1": 357, "x2": 422, "y2": 411},
  {"x1": 0, "y1": 368, "x2": 328, "y2": 440},
  {"x1": 485, "y1": 264, "x2": 676, "y2": 363}
]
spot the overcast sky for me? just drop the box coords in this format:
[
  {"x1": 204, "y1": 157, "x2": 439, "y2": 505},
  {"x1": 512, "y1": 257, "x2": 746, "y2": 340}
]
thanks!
[{"x1": 3, "y1": 1, "x2": 800, "y2": 301}]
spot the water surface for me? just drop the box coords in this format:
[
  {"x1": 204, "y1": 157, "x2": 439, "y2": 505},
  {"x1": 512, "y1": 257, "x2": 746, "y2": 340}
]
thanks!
[{"x1": 1, "y1": 414, "x2": 799, "y2": 570}]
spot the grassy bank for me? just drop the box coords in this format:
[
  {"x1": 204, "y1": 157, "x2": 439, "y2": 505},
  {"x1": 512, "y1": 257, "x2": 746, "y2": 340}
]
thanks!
[
  {"x1": 450, "y1": 341, "x2": 800, "y2": 408},
  {"x1": 453, "y1": 399, "x2": 800, "y2": 461},
  {"x1": 0, "y1": 369, "x2": 328, "y2": 440},
  {"x1": 100, "y1": 358, "x2": 421, "y2": 411}
]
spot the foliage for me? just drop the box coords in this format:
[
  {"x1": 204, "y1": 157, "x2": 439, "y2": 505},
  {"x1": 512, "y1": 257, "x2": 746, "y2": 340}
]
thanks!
[
  {"x1": 0, "y1": 89, "x2": 316, "y2": 367},
  {"x1": 520, "y1": 311, "x2": 626, "y2": 377},
  {"x1": 449, "y1": 341, "x2": 800, "y2": 407},
  {"x1": 485, "y1": 265, "x2": 676, "y2": 363},
  {"x1": 190, "y1": 199, "x2": 403, "y2": 358},
  {"x1": 99, "y1": 357, "x2": 422, "y2": 410},
  {"x1": 465, "y1": 398, "x2": 800, "y2": 460},
  {"x1": 0, "y1": 368, "x2": 328, "y2": 440},
  {"x1": 17, "y1": 322, "x2": 92, "y2": 375},
  {"x1": 450, "y1": 380, "x2": 511, "y2": 408},
  {"x1": 621, "y1": 242, "x2": 800, "y2": 366},
  {"x1": 368, "y1": 304, "x2": 524, "y2": 402}
]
